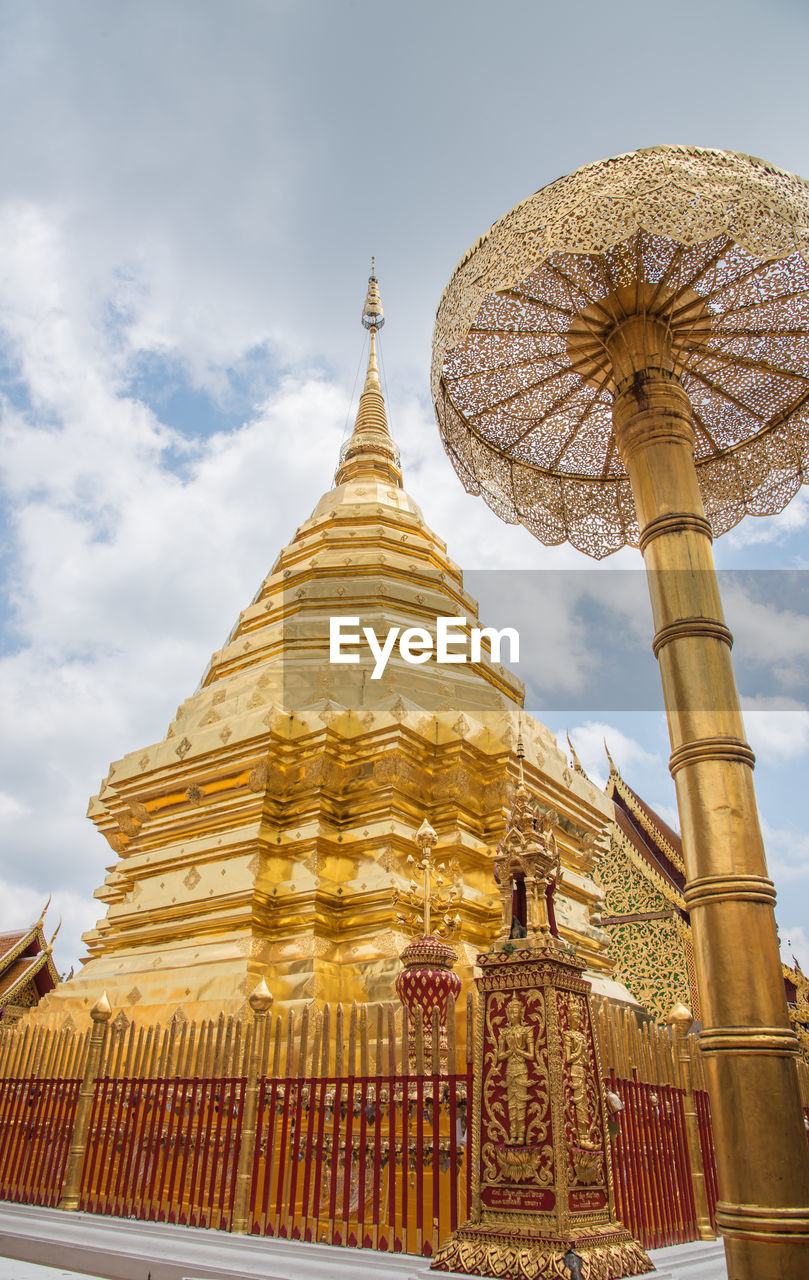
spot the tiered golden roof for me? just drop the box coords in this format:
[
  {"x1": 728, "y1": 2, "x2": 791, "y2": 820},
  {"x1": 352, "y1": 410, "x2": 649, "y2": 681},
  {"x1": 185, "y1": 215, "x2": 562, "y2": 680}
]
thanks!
[{"x1": 30, "y1": 273, "x2": 626, "y2": 1028}]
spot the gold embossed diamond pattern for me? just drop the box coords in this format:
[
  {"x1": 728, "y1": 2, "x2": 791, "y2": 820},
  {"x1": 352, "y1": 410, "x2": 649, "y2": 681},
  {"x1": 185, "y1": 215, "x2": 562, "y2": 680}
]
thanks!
[{"x1": 433, "y1": 146, "x2": 809, "y2": 557}]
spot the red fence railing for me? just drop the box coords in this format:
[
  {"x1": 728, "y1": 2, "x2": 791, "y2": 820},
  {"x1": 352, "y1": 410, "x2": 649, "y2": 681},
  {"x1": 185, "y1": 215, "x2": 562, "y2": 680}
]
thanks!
[
  {"x1": 607, "y1": 1076, "x2": 696, "y2": 1250},
  {"x1": 248, "y1": 1072, "x2": 469, "y2": 1256},
  {"x1": 0, "y1": 1076, "x2": 80, "y2": 1205},
  {"x1": 3, "y1": 1025, "x2": 802, "y2": 1258},
  {"x1": 78, "y1": 1076, "x2": 245, "y2": 1229}
]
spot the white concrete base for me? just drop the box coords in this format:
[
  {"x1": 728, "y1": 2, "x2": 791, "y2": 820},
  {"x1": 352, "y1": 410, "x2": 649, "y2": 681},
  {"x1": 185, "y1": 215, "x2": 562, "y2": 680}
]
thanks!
[{"x1": 0, "y1": 1203, "x2": 727, "y2": 1280}]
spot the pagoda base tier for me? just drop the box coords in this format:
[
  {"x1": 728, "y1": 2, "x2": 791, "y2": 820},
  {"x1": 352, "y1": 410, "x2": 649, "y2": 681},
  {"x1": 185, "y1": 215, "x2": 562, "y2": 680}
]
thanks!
[{"x1": 431, "y1": 1221, "x2": 653, "y2": 1279}]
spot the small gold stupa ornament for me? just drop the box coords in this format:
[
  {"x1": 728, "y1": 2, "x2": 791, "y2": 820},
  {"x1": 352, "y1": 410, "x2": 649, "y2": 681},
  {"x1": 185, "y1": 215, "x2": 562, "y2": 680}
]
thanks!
[
  {"x1": 494, "y1": 736, "x2": 565, "y2": 949},
  {"x1": 394, "y1": 819, "x2": 461, "y2": 1065},
  {"x1": 432, "y1": 746, "x2": 652, "y2": 1279}
]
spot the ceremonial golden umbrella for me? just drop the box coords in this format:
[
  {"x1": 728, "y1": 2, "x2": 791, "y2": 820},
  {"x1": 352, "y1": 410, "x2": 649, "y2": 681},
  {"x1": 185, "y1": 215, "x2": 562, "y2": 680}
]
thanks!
[{"x1": 432, "y1": 146, "x2": 809, "y2": 1280}]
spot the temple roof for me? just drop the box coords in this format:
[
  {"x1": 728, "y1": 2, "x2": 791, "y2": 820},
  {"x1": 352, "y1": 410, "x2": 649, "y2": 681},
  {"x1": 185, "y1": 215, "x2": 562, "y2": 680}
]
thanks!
[
  {"x1": 0, "y1": 907, "x2": 60, "y2": 1017},
  {"x1": 605, "y1": 749, "x2": 686, "y2": 897},
  {"x1": 0, "y1": 930, "x2": 27, "y2": 951}
]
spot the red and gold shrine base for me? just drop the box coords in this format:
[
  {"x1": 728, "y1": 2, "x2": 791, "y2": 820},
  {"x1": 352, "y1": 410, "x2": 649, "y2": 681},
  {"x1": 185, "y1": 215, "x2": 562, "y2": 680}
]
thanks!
[{"x1": 432, "y1": 943, "x2": 653, "y2": 1279}]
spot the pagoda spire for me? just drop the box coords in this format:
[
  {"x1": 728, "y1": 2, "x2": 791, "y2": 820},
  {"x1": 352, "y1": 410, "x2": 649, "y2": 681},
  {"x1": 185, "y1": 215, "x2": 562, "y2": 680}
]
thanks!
[{"x1": 335, "y1": 261, "x2": 402, "y2": 487}]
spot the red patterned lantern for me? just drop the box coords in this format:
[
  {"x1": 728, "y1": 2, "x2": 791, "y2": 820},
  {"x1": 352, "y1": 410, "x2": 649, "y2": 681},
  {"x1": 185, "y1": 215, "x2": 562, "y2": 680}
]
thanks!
[{"x1": 395, "y1": 935, "x2": 461, "y2": 1028}]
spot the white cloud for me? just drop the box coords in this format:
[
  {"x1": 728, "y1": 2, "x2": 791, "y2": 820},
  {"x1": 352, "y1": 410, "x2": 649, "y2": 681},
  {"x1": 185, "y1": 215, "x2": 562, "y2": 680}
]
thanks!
[
  {"x1": 726, "y1": 489, "x2": 809, "y2": 548},
  {"x1": 0, "y1": 879, "x2": 96, "y2": 979},
  {"x1": 722, "y1": 583, "x2": 809, "y2": 693},
  {"x1": 760, "y1": 817, "x2": 809, "y2": 886},
  {"x1": 741, "y1": 697, "x2": 809, "y2": 765},
  {"x1": 781, "y1": 925, "x2": 809, "y2": 975},
  {"x1": 560, "y1": 722, "x2": 662, "y2": 789},
  {"x1": 0, "y1": 792, "x2": 27, "y2": 820}
]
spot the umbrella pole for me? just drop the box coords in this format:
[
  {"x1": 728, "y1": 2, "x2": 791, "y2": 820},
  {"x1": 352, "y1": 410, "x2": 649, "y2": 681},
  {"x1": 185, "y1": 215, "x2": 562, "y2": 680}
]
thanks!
[{"x1": 608, "y1": 312, "x2": 809, "y2": 1279}]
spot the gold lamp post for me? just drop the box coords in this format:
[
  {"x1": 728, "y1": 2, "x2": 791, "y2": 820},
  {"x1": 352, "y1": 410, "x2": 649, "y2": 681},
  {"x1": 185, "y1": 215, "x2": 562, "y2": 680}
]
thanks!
[{"x1": 431, "y1": 146, "x2": 809, "y2": 1280}]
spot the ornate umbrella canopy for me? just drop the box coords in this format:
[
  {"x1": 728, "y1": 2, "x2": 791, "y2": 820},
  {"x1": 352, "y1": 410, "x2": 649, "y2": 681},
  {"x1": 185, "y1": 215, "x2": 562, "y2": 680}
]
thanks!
[{"x1": 432, "y1": 146, "x2": 809, "y2": 557}]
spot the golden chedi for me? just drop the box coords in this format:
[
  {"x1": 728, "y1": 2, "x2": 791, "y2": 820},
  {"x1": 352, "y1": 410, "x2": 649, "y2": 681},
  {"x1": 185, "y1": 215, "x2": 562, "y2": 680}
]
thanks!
[{"x1": 29, "y1": 271, "x2": 628, "y2": 1029}]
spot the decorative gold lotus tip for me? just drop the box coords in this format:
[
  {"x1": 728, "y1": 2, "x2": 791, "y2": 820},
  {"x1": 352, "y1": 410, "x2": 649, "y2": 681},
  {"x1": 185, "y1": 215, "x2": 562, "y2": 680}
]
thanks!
[
  {"x1": 416, "y1": 818, "x2": 438, "y2": 849},
  {"x1": 248, "y1": 976, "x2": 274, "y2": 1014},
  {"x1": 90, "y1": 992, "x2": 112, "y2": 1023},
  {"x1": 667, "y1": 1002, "x2": 693, "y2": 1029}
]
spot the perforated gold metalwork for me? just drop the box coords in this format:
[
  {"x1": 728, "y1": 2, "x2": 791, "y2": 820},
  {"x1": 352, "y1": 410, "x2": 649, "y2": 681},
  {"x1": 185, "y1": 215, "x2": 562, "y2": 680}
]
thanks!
[{"x1": 432, "y1": 146, "x2": 809, "y2": 557}]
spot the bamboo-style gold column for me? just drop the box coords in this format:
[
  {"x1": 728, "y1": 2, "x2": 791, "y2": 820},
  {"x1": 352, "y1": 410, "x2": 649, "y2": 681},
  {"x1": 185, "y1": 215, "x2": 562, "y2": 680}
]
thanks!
[
  {"x1": 609, "y1": 314, "x2": 809, "y2": 1278},
  {"x1": 231, "y1": 978, "x2": 273, "y2": 1234},
  {"x1": 667, "y1": 1002, "x2": 714, "y2": 1242},
  {"x1": 58, "y1": 992, "x2": 112, "y2": 1211}
]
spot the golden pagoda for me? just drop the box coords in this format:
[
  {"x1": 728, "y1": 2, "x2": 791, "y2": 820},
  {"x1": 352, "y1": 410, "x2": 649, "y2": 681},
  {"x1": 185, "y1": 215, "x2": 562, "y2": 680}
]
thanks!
[{"x1": 30, "y1": 271, "x2": 630, "y2": 1028}]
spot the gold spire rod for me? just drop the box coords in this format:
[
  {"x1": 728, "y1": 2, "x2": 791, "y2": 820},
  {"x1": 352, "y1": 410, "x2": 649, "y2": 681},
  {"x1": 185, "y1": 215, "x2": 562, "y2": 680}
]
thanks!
[
  {"x1": 359, "y1": 259, "x2": 385, "y2": 397},
  {"x1": 334, "y1": 261, "x2": 401, "y2": 487},
  {"x1": 361, "y1": 257, "x2": 385, "y2": 333}
]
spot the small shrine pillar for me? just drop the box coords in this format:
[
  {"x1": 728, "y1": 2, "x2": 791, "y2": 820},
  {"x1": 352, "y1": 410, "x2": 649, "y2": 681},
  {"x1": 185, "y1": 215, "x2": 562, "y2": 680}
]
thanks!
[
  {"x1": 432, "y1": 748, "x2": 653, "y2": 1279},
  {"x1": 394, "y1": 819, "x2": 461, "y2": 1070}
]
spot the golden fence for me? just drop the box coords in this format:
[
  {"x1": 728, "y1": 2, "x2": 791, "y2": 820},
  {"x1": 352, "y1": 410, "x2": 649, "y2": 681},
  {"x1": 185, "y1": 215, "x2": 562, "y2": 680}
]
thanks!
[
  {"x1": 593, "y1": 1001, "x2": 708, "y2": 1090},
  {"x1": 0, "y1": 995, "x2": 803, "y2": 1253}
]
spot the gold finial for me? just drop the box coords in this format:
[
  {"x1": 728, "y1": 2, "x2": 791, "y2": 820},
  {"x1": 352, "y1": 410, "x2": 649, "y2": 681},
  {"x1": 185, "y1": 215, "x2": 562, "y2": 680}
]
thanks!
[
  {"x1": 91, "y1": 992, "x2": 112, "y2": 1023},
  {"x1": 47, "y1": 918, "x2": 62, "y2": 952},
  {"x1": 666, "y1": 1002, "x2": 693, "y2": 1031},
  {"x1": 604, "y1": 739, "x2": 618, "y2": 775},
  {"x1": 516, "y1": 728, "x2": 526, "y2": 791},
  {"x1": 248, "y1": 976, "x2": 274, "y2": 1014},
  {"x1": 362, "y1": 258, "x2": 385, "y2": 332},
  {"x1": 566, "y1": 731, "x2": 586, "y2": 776},
  {"x1": 36, "y1": 894, "x2": 52, "y2": 929},
  {"x1": 334, "y1": 262, "x2": 400, "y2": 487}
]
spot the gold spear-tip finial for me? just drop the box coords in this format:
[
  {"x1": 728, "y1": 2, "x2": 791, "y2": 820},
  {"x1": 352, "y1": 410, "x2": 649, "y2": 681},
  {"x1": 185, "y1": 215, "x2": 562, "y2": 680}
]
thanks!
[
  {"x1": 603, "y1": 739, "x2": 618, "y2": 775},
  {"x1": 566, "y1": 731, "x2": 586, "y2": 776},
  {"x1": 362, "y1": 257, "x2": 385, "y2": 332},
  {"x1": 248, "y1": 976, "x2": 274, "y2": 1014},
  {"x1": 91, "y1": 992, "x2": 113, "y2": 1023},
  {"x1": 666, "y1": 1001, "x2": 693, "y2": 1030}
]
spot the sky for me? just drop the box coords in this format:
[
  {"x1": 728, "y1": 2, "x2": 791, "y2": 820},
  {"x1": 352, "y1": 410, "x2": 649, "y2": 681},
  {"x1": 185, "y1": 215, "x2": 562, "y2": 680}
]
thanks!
[{"x1": 2, "y1": 0, "x2": 809, "y2": 978}]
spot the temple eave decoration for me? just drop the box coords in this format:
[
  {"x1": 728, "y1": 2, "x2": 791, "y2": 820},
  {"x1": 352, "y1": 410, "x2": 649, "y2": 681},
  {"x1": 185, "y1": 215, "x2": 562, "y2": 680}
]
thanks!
[
  {"x1": 589, "y1": 747, "x2": 701, "y2": 1023},
  {"x1": 0, "y1": 903, "x2": 62, "y2": 1023}
]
